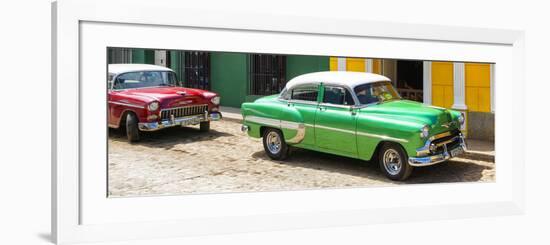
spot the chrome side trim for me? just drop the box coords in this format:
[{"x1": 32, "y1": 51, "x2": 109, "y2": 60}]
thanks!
[
  {"x1": 108, "y1": 101, "x2": 144, "y2": 109},
  {"x1": 315, "y1": 124, "x2": 355, "y2": 135},
  {"x1": 244, "y1": 116, "x2": 306, "y2": 144},
  {"x1": 318, "y1": 102, "x2": 354, "y2": 109},
  {"x1": 356, "y1": 131, "x2": 409, "y2": 143},
  {"x1": 288, "y1": 99, "x2": 319, "y2": 106},
  {"x1": 314, "y1": 124, "x2": 409, "y2": 143},
  {"x1": 286, "y1": 124, "x2": 306, "y2": 143},
  {"x1": 245, "y1": 116, "x2": 280, "y2": 128},
  {"x1": 245, "y1": 115, "x2": 409, "y2": 144},
  {"x1": 280, "y1": 120, "x2": 302, "y2": 130}
]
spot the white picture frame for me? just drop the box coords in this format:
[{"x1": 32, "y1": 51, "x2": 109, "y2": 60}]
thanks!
[{"x1": 52, "y1": 0, "x2": 525, "y2": 244}]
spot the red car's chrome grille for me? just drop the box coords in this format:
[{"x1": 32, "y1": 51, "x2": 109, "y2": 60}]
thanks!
[{"x1": 160, "y1": 104, "x2": 208, "y2": 120}]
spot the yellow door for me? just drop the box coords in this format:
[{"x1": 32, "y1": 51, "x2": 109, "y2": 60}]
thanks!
[
  {"x1": 346, "y1": 58, "x2": 366, "y2": 72},
  {"x1": 465, "y1": 63, "x2": 491, "y2": 112},
  {"x1": 372, "y1": 59, "x2": 382, "y2": 74},
  {"x1": 431, "y1": 62, "x2": 454, "y2": 109},
  {"x1": 329, "y1": 57, "x2": 339, "y2": 71}
]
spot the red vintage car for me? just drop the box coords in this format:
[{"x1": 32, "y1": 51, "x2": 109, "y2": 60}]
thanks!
[{"x1": 107, "y1": 64, "x2": 221, "y2": 142}]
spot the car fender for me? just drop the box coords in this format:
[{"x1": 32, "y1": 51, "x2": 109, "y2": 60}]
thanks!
[
  {"x1": 242, "y1": 100, "x2": 306, "y2": 144},
  {"x1": 356, "y1": 112, "x2": 425, "y2": 160}
]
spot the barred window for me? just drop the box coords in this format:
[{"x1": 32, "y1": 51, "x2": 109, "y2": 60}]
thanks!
[
  {"x1": 249, "y1": 54, "x2": 286, "y2": 95},
  {"x1": 183, "y1": 51, "x2": 211, "y2": 90},
  {"x1": 108, "y1": 48, "x2": 132, "y2": 64}
]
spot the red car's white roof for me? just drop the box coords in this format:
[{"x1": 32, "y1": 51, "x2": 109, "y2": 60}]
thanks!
[
  {"x1": 285, "y1": 71, "x2": 391, "y2": 89},
  {"x1": 108, "y1": 64, "x2": 174, "y2": 75}
]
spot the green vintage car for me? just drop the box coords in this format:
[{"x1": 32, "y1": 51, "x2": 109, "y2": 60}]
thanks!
[{"x1": 241, "y1": 71, "x2": 467, "y2": 180}]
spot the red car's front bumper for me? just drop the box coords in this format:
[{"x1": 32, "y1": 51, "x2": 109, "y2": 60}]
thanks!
[{"x1": 138, "y1": 112, "x2": 222, "y2": 131}]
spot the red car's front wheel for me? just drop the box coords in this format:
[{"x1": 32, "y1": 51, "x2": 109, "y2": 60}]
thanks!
[
  {"x1": 199, "y1": 121, "x2": 210, "y2": 132},
  {"x1": 126, "y1": 113, "x2": 141, "y2": 142}
]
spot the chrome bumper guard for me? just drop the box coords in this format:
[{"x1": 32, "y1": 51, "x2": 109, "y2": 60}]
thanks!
[
  {"x1": 138, "y1": 112, "x2": 222, "y2": 131},
  {"x1": 408, "y1": 133, "x2": 467, "y2": 167}
]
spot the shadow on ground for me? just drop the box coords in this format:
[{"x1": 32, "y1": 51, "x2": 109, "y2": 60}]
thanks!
[
  {"x1": 109, "y1": 126, "x2": 233, "y2": 150},
  {"x1": 252, "y1": 147, "x2": 492, "y2": 184}
]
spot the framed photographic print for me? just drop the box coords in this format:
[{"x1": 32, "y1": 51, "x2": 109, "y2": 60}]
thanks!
[{"x1": 52, "y1": 0, "x2": 525, "y2": 244}]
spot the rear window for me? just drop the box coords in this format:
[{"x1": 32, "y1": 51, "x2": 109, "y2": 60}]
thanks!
[{"x1": 291, "y1": 85, "x2": 319, "y2": 102}]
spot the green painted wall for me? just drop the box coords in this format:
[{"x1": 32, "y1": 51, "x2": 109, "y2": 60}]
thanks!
[
  {"x1": 121, "y1": 50, "x2": 330, "y2": 109},
  {"x1": 169, "y1": 50, "x2": 183, "y2": 81},
  {"x1": 132, "y1": 49, "x2": 155, "y2": 64},
  {"x1": 211, "y1": 52, "x2": 249, "y2": 108},
  {"x1": 286, "y1": 55, "x2": 330, "y2": 81}
]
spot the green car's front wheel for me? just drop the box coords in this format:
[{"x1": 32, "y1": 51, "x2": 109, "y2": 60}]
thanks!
[
  {"x1": 262, "y1": 128, "x2": 289, "y2": 160},
  {"x1": 379, "y1": 142, "x2": 413, "y2": 181}
]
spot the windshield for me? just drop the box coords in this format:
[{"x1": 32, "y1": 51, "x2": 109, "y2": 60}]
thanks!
[
  {"x1": 112, "y1": 71, "x2": 179, "y2": 90},
  {"x1": 354, "y1": 81, "x2": 401, "y2": 104}
]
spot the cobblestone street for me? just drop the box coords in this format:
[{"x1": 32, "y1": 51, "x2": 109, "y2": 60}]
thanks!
[{"x1": 108, "y1": 119, "x2": 495, "y2": 197}]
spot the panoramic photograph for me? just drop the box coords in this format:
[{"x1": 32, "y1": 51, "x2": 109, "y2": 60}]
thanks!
[{"x1": 106, "y1": 47, "x2": 495, "y2": 197}]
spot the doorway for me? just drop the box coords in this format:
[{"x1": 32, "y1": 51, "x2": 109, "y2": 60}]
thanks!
[{"x1": 396, "y1": 60, "x2": 423, "y2": 102}]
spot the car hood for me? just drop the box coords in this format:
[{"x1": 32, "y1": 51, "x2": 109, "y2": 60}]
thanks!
[
  {"x1": 359, "y1": 100, "x2": 456, "y2": 129},
  {"x1": 116, "y1": 87, "x2": 211, "y2": 108}
]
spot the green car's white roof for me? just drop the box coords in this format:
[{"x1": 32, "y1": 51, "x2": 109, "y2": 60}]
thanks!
[{"x1": 285, "y1": 71, "x2": 391, "y2": 90}]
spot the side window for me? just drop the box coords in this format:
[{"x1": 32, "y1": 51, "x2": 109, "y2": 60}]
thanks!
[
  {"x1": 291, "y1": 85, "x2": 319, "y2": 102},
  {"x1": 107, "y1": 73, "x2": 115, "y2": 90},
  {"x1": 323, "y1": 86, "x2": 355, "y2": 105},
  {"x1": 279, "y1": 88, "x2": 291, "y2": 100}
]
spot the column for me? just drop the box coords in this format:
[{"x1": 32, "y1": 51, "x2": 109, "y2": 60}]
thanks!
[
  {"x1": 490, "y1": 63, "x2": 495, "y2": 113},
  {"x1": 337, "y1": 57, "x2": 346, "y2": 71},
  {"x1": 154, "y1": 50, "x2": 167, "y2": 67},
  {"x1": 452, "y1": 62, "x2": 467, "y2": 110},
  {"x1": 422, "y1": 61, "x2": 432, "y2": 104},
  {"x1": 365, "y1": 59, "x2": 373, "y2": 73}
]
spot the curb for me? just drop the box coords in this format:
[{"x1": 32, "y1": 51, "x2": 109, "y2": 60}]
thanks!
[
  {"x1": 221, "y1": 117, "x2": 242, "y2": 124},
  {"x1": 462, "y1": 151, "x2": 495, "y2": 162}
]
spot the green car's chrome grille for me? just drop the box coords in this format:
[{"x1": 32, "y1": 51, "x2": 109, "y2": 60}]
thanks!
[{"x1": 431, "y1": 129, "x2": 461, "y2": 154}]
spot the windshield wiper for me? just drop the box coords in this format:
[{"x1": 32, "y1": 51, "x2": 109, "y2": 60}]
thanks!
[{"x1": 377, "y1": 98, "x2": 401, "y2": 104}]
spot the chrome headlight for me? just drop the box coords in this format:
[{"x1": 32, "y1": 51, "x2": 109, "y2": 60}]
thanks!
[
  {"x1": 458, "y1": 114, "x2": 465, "y2": 126},
  {"x1": 147, "y1": 101, "x2": 159, "y2": 111},
  {"x1": 420, "y1": 125, "x2": 430, "y2": 138},
  {"x1": 211, "y1": 96, "x2": 220, "y2": 105}
]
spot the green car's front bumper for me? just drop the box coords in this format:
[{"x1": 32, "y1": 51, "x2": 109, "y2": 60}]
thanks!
[{"x1": 408, "y1": 133, "x2": 467, "y2": 167}]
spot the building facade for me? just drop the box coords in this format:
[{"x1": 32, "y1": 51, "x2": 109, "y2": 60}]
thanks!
[{"x1": 108, "y1": 48, "x2": 494, "y2": 141}]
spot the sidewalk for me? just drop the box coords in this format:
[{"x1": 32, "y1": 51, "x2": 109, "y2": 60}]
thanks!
[
  {"x1": 220, "y1": 107, "x2": 494, "y2": 162},
  {"x1": 464, "y1": 138, "x2": 495, "y2": 162},
  {"x1": 220, "y1": 106, "x2": 243, "y2": 122}
]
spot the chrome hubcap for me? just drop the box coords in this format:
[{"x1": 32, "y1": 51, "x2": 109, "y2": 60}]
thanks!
[
  {"x1": 266, "y1": 131, "x2": 282, "y2": 154},
  {"x1": 383, "y1": 149, "x2": 402, "y2": 176}
]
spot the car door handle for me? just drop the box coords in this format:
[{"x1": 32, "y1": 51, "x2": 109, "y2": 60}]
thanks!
[{"x1": 319, "y1": 107, "x2": 326, "y2": 111}]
